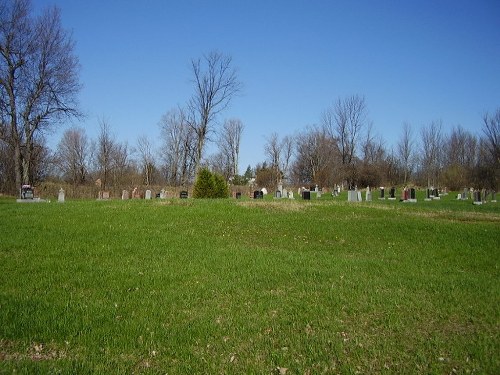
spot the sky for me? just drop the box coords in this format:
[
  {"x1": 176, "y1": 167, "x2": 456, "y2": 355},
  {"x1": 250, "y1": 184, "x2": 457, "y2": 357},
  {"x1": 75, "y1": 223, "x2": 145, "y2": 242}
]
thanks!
[{"x1": 34, "y1": 0, "x2": 500, "y2": 174}]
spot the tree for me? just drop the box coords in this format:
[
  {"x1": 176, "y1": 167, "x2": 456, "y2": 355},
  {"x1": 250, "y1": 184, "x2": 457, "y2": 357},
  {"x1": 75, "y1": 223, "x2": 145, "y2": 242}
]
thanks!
[
  {"x1": 397, "y1": 122, "x2": 415, "y2": 185},
  {"x1": 94, "y1": 119, "x2": 115, "y2": 191},
  {"x1": 217, "y1": 118, "x2": 244, "y2": 178},
  {"x1": 187, "y1": 51, "x2": 241, "y2": 174},
  {"x1": 136, "y1": 135, "x2": 155, "y2": 186},
  {"x1": 0, "y1": 0, "x2": 81, "y2": 191},
  {"x1": 159, "y1": 107, "x2": 195, "y2": 186},
  {"x1": 419, "y1": 120, "x2": 443, "y2": 187},
  {"x1": 55, "y1": 126, "x2": 89, "y2": 187},
  {"x1": 479, "y1": 109, "x2": 500, "y2": 189},
  {"x1": 323, "y1": 94, "x2": 367, "y2": 187},
  {"x1": 193, "y1": 167, "x2": 229, "y2": 198},
  {"x1": 442, "y1": 126, "x2": 477, "y2": 190}
]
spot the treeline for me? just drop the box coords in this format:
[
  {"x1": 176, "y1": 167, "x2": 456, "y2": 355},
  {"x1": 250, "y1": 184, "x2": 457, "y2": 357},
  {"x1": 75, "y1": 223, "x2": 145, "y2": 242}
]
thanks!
[{"x1": 0, "y1": 98, "x2": 498, "y2": 196}]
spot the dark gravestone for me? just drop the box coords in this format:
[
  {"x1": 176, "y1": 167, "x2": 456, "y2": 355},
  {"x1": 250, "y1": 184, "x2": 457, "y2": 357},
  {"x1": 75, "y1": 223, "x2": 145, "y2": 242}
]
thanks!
[
  {"x1": 410, "y1": 188, "x2": 416, "y2": 200},
  {"x1": 379, "y1": 187, "x2": 385, "y2": 199},
  {"x1": 235, "y1": 192, "x2": 241, "y2": 199},
  {"x1": 180, "y1": 191, "x2": 188, "y2": 199},
  {"x1": 20, "y1": 185, "x2": 34, "y2": 199},
  {"x1": 302, "y1": 190, "x2": 311, "y2": 200},
  {"x1": 275, "y1": 190, "x2": 282, "y2": 198},
  {"x1": 253, "y1": 190, "x2": 263, "y2": 199},
  {"x1": 389, "y1": 187, "x2": 396, "y2": 199}
]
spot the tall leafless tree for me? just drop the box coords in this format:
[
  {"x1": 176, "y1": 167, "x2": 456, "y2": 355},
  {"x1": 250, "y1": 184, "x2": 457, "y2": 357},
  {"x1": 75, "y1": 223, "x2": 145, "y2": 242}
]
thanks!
[
  {"x1": 55, "y1": 126, "x2": 89, "y2": 186},
  {"x1": 217, "y1": 118, "x2": 244, "y2": 178},
  {"x1": 480, "y1": 109, "x2": 500, "y2": 189},
  {"x1": 136, "y1": 135, "x2": 155, "y2": 186},
  {"x1": 159, "y1": 107, "x2": 196, "y2": 186},
  {"x1": 397, "y1": 122, "x2": 415, "y2": 185},
  {"x1": 94, "y1": 119, "x2": 115, "y2": 191},
  {"x1": 420, "y1": 120, "x2": 443, "y2": 187},
  {"x1": 323, "y1": 94, "x2": 367, "y2": 187},
  {"x1": 187, "y1": 51, "x2": 241, "y2": 174},
  {"x1": 0, "y1": 0, "x2": 81, "y2": 191}
]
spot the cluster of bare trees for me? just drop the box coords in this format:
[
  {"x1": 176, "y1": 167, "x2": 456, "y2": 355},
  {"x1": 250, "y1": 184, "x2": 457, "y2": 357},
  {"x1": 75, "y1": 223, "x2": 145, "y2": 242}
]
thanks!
[{"x1": 260, "y1": 99, "x2": 499, "y2": 192}]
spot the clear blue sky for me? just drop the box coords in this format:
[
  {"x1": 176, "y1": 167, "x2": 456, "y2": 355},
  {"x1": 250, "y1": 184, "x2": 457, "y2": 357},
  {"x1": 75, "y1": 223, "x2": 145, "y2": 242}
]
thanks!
[{"x1": 35, "y1": 0, "x2": 500, "y2": 173}]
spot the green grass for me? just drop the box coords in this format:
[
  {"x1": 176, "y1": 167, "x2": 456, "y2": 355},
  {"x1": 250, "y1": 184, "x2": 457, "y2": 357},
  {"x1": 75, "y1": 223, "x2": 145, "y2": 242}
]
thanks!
[{"x1": 0, "y1": 193, "x2": 499, "y2": 374}]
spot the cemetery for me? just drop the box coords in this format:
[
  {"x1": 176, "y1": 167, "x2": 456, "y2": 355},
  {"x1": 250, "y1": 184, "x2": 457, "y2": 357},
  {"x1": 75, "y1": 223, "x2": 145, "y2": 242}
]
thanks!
[{"x1": 1, "y1": 187, "x2": 499, "y2": 374}]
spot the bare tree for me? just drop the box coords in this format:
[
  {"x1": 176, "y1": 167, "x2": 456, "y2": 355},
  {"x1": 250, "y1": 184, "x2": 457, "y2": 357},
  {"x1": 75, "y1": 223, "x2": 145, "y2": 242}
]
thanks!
[
  {"x1": 187, "y1": 51, "x2": 241, "y2": 174},
  {"x1": 323, "y1": 94, "x2": 367, "y2": 187},
  {"x1": 264, "y1": 132, "x2": 281, "y2": 186},
  {"x1": 136, "y1": 135, "x2": 155, "y2": 186},
  {"x1": 479, "y1": 109, "x2": 500, "y2": 189},
  {"x1": 217, "y1": 118, "x2": 244, "y2": 178},
  {"x1": 94, "y1": 119, "x2": 115, "y2": 191},
  {"x1": 0, "y1": 0, "x2": 81, "y2": 190},
  {"x1": 420, "y1": 120, "x2": 443, "y2": 187},
  {"x1": 442, "y1": 125, "x2": 477, "y2": 189},
  {"x1": 397, "y1": 122, "x2": 415, "y2": 185},
  {"x1": 55, "y1": 126, "x2": 89, "y2": 186},
  {"x1": 159, "y1": 107, "x2": 196, "y2": 186}
]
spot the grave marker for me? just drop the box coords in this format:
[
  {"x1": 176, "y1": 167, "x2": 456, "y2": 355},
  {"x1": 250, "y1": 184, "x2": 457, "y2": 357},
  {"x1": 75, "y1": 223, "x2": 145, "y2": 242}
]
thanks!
[
  {"x1": 58, "y1": 188, "x2": 65, "y2": 203},
  {"x1": 379, "y1": 187, "x2": 385, "y2": 200},
  {"x1": 388, "y1": 187, "x2": 396, "y2": 200},
  {"x1": 180, "y1": 190, "x2": 188, "y2": 199},
  {"x1": 122, "y1": 190, "x2": 129, "y2": 200},
  {"x1": 145, "y1": 190, "x2": 152, "y2": 200}
]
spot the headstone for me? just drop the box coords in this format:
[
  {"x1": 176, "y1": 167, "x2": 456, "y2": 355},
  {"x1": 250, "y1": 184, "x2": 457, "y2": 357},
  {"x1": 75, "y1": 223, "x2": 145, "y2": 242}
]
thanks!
[
  {"x1": 432, "y1": 188, "x2": 440, "y2": 200},
  {"x1": 145, "y1": 190, "x2": 152, "y2": 200},
  {"x1": 379, "y1": 187, "x2": 385, "y2": 200},
  {"x1": 235, "y1": 192, "x2": 241, "y2": 199},
  {"x1": 180, "y1": 190, "x2": 188, "y2": 199},
  {"x1": 409, "y1": 188, "x2": 417, "y2": 203},
  {"x1": 357, "y1": 191, "x2": 362, "y2": 202},
  {"x1": 20, "y1": 185, "x2": 34, "y2": 200},
  {"x1": 365, "y1": 187, "x2": 372, "y2": 202},
  {"x1": 302, "y1": 190, "x2": 311, "y2": 200},
  {"x1": 122, "y1": 190, "x2": 129, "y2": 200},
  {"x1": 388, "y1": 187, "x2": 396, "y2": 200},
  {"x1": 275, "y1": 190, "x2": 282, "y2": 198},
  {"x1": 288, "y1": 191, "x2": 294, "y2": 199},
  {"x1": 159, "y1": 189, "x2": 166, "y2": 199},
  {"x1": 261, "y1": 187, "x2": 268, "y2": 195},
  {"x1": 473, "y1": 190, "x2": 482, "y2": 205},
  {"x1": 277, "y1": 183, "x2": 283, "y2": 194},
  {"x1": 457, "y1": 193, "x2": 462, "y2": 200},
  {"x1": 492, "y1": 191, "x2": 497, "y2": 203},
  {"x1": 463, "y1": 188, "x2": 468, "y2": 200},
  {"x1": 58, "y1": 188, "x2": 65, "y2": 203},
  {"x1": 102, "y1": 191, "x2": 110, "y2": 200},
  {"x1": 282, "y1": 188, "x2": 287, "y2": 198},
  {"x1": 132, "y1": 187, "x2": 141, "y2": 199},
  {"x1": 315, "y1": 184, "x2": 319, "y2": 192},
  {"x1": 253, "y1": 190, "x2": 263, "y2": 199},
  {"x1": 348, "y1": 190, "x2": 357, "y2": 202},
  {"x1": 317, "y1": 190, "x2": 322, "y2": 198}
]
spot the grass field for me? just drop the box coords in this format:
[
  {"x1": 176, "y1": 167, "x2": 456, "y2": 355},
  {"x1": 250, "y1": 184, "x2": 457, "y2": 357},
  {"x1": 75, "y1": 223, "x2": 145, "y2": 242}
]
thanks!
[{"x1": 0, "y1": 192, "x2": 499, "y2": 374}]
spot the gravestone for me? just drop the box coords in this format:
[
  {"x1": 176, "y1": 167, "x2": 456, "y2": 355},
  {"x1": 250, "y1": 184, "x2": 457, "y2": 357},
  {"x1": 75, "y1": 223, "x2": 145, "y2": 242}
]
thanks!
[
  {"x1": 463, "y1": 188, "x2": 468, "y2": 200},
  {"x1": 473, "y1": 190, "x2": 482, "y2": 205},
  {"x1": 58, "y1": 188, "x2": 65, "y2": 203},
  {"x1": 379, "y1": 187, "x2": 385, "y2": 200},
  {"x1": 101, "y1": 191, "x2": 110, "y2": 200},
  {"x1": 388, "y1": 187, "x2": 396, "y2": 200},
  {"x1": 261, "y1": 187, "x2": 268, "y2": 196},
  {"x1": 433, "y1": 188, "x2": 440, "y2": 200},
  {"x1": 160, "y1": 189, "x2": 166, "y2": 199},
  {"x1": 122, "y1": 190, "x2": 129, "y2": 200},
  {"x1": 235, "y1": 192, "x2": 241, "y2": 199},
  {"x1": 20, "y1": 185, "x2": 34, "y2": 200},
  {"x1": 275, "y1": 190, "x2": 282, "y2": 198},
  {"x1": 282, "y1": 188, "x2": 287, "y2": 198},
  {"x1": 277, "y1": 183, "x2": 283, "y2": 194},
  {"x1": 357, "y1": 191, "x2": 362, "y2": 202},
  {"x1": 317, "y1": 190, "x2": 322, "y2": 198},
  {"x1": 132, "y1": 188, "x2": 141, "y2": 199},
  {"x1": 288, "y1": 191, "x2": 294, "y2": 199},
  {"x1": 145, "y1": 190, "x2": 152, "y2": 200},
  {"x1": 253, "y1": 190, "x2": 263, "y2": 199},
  {"x1": 348, "y1": 190, "x2": 358, "y2": 202},
  {"x1": 409, "y1": 188, "x2": 417, "y2": 202},
  {"x1": 365, "y1": 187, "x2": 372, "y2": 202},
  {"x1": 180, "y1": 190, "x2": 188, "y2": 199},
  {"x1": 492, "y1": 191, "x2": 497, "y2": 203},
  {"x1": 302, "y1": 190, "x2": 311, "y2": 200}
]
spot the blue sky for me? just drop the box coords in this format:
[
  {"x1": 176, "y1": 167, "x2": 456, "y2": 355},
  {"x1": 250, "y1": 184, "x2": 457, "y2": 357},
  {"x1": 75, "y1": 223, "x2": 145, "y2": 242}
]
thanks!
[{"x1": 35, "y1": 0, "x2": 500, "y2": 173}]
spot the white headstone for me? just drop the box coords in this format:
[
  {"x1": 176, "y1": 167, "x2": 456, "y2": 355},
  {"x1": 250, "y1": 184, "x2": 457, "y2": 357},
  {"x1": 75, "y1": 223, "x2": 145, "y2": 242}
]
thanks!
[
  {"x1": 145, "y1": 189, "x2": 152, "y2": 200},
  {"x1": 160, "y1": 189, "x2": 166, "y2": 199},
  {"x1": 357, "y1": 191, "x2": 362, "y2": 202},
  {"x1": 58, "y1": 188, "x2": 65, "y2": 203},
  {"x1": 122, "y1": 190, "x2": 129, "y2": 200},
  {"x1": 288, "y1": 191, "x2": 294, "y2": 199},
  {"x1": 261, "y1": 187, "x2": 268, "y2": 195}
]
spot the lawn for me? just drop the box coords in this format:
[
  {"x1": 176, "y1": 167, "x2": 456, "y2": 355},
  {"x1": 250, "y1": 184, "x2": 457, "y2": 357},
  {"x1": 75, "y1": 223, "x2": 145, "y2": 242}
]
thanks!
[{"x1": 0, "y1": 193, "x2": 499, "y2": 374}]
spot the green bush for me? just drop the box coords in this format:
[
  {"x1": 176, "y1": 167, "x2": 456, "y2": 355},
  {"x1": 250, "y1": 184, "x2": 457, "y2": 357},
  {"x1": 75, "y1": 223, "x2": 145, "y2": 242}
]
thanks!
[{"x1": 193, "y1": 168, "x2": 229, "y2": 198}]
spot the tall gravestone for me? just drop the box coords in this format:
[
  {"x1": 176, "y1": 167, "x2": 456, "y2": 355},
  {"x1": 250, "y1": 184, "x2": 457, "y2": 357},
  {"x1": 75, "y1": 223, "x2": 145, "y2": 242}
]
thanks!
[
  {"x1": 145, "y1": 190, "x2": 152, "y2": 200},
  {"x1": 388, "y1": 187, "x2": 396, "y2": 200},
  {"x1": 379, "y1": 187, "x2": 385, "y2": 200},
  {"x1": 409, "y1": 188, "x2": 417, "y2": 202},
  {"x1": 302, "y1": 190, "x2": 311, "y2": 200},
  {"x1": 58, "y1": 188, "x2": 65, "y2": 203},
  {"x1": 365, "y1": 187, "x2": 372, "y2": 202}
]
